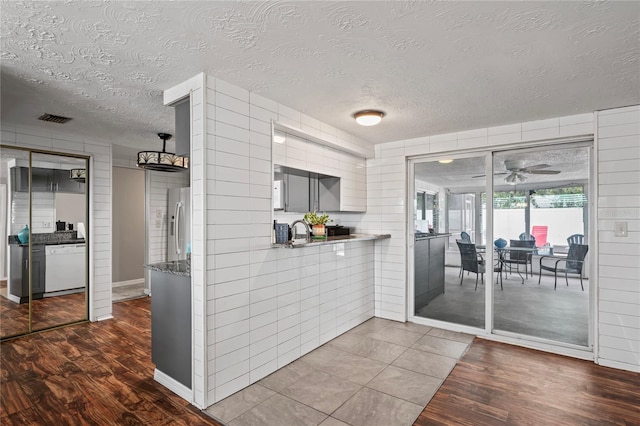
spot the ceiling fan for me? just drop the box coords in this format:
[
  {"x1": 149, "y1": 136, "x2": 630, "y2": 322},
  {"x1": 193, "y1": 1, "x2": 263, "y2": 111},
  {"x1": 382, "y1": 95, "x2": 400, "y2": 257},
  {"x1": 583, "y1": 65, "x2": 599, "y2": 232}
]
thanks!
[{"x1": 472, "y1": 160, "x2": 561, "y2": 184}]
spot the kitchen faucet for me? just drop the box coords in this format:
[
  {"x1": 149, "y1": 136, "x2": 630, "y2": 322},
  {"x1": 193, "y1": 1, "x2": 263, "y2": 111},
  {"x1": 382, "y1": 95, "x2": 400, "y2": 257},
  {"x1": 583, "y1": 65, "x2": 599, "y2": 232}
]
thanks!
[{"x1": 290, "y1": 220, "x2": 311, "y2": 242}]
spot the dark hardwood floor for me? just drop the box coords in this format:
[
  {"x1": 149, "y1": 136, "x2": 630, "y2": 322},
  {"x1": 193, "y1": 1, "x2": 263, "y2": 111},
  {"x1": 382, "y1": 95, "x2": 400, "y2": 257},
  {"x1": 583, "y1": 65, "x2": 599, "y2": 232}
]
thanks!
[
  {"x1": 2, "y1": 295, "x2": 639, "y2": 425},
  {"x1": 415, "y1": 339, "x2": 640, "y2": 426},
  {"x1": 0, "y1": 297, "x2": 221, "y2": 425},
  {"x1": 1, "y1": 292, "x2": 87, "y2": 339}
]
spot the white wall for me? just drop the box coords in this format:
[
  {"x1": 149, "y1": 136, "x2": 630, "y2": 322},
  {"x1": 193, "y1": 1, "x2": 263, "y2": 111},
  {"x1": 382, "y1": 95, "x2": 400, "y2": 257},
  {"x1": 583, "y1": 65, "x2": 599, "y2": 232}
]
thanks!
[
  {"x1": 112, "y1": 167, "x2": 145, "y2": 283},
  {"x1": 494, "y1": 208, "x2": 585, "y2": 246},
  {"x1": 1, "y1": 124, "x2": 113, "y2": 321},
  {"x1": 164, "y1": 73, "x2": 376, "y2": 407},
  {"x1": 595, "y1": 105, "x2": 640, "y2": 372}
]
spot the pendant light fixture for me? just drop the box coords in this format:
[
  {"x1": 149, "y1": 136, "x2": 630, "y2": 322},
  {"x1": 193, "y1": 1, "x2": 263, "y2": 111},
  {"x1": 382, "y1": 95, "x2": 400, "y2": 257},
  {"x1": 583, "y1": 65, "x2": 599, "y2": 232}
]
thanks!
[
  {"x1": 137, "y1": 133, "x2": 189, "y2": 172},
  {"x1": 353, "y1": 110, "x2": 385, "y2": 126}
]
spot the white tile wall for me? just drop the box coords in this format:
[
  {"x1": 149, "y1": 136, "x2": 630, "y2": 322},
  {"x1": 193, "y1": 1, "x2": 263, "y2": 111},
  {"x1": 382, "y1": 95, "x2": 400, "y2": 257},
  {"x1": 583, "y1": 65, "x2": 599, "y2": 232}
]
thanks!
[
  {"x1": 2, "y1": 125, "x2": 113, "y2": 321},
  {"x1": 170, "y1": 74, "x2": 378, "y2": 407},
  {"x1": 596, "y1": 105, "x2": 640, "y2": 372},
  {"x1": 11, "y1": 191, "x2": 55, "y2": 234}
]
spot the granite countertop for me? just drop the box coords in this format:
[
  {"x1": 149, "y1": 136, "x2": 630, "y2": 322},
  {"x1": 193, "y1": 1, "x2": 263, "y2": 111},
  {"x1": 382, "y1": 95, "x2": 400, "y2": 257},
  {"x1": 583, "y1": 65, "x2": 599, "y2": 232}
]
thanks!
[
  {"x1": 44, "y1": 239, "x2": 86, "y2": 246},
  {"x1": 415, "y1": 232, "x2": 451, "y2": 240},
  {"x1": 8, "y1": 233, "x2": 85, "y2": 247},
  {"x1": 145, "y1": 260, "x2": 191, "y2": 277},
  {"x1": 272, "y1": 233, "x2": 391, "y2": 249}
]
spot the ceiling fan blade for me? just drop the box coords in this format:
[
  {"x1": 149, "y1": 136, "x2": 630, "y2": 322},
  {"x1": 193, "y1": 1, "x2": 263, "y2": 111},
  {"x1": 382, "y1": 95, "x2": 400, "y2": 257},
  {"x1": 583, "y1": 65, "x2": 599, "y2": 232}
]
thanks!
[
  {"x1": 521, "y1": 164, "x2": 550, "y2": 171},
  {"x1": 527, "y1": 170, "x2": 561, "y2": 175},
  {"x1": 471, "y1": 172, "x2": 508, "y2": 178}
]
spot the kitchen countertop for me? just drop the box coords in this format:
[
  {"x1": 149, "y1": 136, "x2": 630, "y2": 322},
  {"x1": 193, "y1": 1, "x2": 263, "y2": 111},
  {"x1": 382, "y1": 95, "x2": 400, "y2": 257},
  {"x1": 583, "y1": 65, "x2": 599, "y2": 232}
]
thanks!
[
  {"x1": 272, "y1": 233, "x2": 391, "y2": 249},
  {"x1": 9, "y1": 238, "x2": 86, "y2": 247},
  {"x1": 144, "y1": 260, "x2": 191, "y2": 277},
  {"x1": 8, "y1": 231, "x2": 84, "y2": 246},
  {"x1": 415, "y1": 232, "x2": 451, "y2": 240},
  {"x1": 44, "y1": 239, "x2": 86, "y2": 246}
]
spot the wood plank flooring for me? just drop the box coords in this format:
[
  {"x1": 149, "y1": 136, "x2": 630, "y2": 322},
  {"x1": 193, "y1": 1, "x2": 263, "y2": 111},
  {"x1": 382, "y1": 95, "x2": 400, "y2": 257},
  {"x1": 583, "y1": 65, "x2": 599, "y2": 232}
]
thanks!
[
  {"x1": 1, "y1": 279, "x2": 87, "y2": 338},
  {"x1": 414, "y1": 339, "x2": 640, "y2": 425},
  {"x1": 0, "y1": 297, "x2": 221, "y2": 425}
]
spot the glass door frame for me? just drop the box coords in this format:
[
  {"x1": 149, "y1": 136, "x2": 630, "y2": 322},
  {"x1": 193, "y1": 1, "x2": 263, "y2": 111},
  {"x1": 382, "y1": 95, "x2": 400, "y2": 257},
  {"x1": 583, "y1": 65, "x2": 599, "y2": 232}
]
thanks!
[
  {"x1": 407, "y1": 137, "x2": 595, "y2": 356},
  {"x1": 407, "y1": 151, "x2": 495, "y2": 335}
]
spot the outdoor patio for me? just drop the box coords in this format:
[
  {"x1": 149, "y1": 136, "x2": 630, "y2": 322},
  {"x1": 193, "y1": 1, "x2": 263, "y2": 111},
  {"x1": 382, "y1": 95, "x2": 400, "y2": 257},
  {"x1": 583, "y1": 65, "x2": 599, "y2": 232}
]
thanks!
[{"x1": 416, "y1": 265, "x2": 589, "y2": 346}]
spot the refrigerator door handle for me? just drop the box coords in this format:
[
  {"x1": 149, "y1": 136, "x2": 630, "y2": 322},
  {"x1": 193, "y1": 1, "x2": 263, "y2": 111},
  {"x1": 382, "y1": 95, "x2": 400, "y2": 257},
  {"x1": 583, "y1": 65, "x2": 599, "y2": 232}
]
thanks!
[{"x1": 175, "y1": 201, "x2": 182, "y2": 256}]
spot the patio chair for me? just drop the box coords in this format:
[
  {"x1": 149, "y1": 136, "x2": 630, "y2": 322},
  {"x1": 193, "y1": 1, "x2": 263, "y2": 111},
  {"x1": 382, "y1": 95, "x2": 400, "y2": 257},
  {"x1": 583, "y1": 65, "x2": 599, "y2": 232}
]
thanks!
[
  {"x1": 458, "y1": 232, "x2": 472, "y2": 277},
  {"x1": 567, "y1": 234, "x2": 584, "y2": 245},
  {"x1": 531, "y1": 226, "x2": 548, "y2": 246},
  {"x1": 538, "y1": 244, "x2": 589, "y2": 290},
  {"x1": 502, "y1": 239, "x2": 536, "y2": 280},
  {"x1": 519, "y1": 233, "x2": 536, "y2": 242},
  {"x1": 456, "y1": 240, "x2": 485, "y2": 290}
]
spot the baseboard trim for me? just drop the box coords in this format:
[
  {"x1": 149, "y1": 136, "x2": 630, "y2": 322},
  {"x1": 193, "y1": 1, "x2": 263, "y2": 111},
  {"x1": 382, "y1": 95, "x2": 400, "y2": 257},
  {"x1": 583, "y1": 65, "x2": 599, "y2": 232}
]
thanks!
[
  {"x1": 7, "y1": 294, "x2": 21, "y2": 304},
  {"x1": 112, "y1": 278, "x2": 144, "y2": 288},
  {"x1": 597, "y1": 358, "x2": 640, "y2": 373},
  {"x1": 154, "y1": 369, "x2": 193, "y2": 403},
  {"x1": 95, "y1": 314, "x2": 114, "y2": 321}
]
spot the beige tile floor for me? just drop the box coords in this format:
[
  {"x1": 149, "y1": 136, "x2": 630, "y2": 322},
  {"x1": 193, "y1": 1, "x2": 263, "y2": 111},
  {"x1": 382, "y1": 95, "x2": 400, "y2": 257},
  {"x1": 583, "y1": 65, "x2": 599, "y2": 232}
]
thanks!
[{"x1": 204, "y1": 318, "x2": 474, "y2": 426}]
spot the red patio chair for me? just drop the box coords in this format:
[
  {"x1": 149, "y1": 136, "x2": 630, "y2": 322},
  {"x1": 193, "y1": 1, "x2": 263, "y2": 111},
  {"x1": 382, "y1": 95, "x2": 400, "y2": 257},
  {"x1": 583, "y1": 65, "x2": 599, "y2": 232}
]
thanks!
[{"x1": 531, "y1": 225, "x2": 548, "y2": 246}]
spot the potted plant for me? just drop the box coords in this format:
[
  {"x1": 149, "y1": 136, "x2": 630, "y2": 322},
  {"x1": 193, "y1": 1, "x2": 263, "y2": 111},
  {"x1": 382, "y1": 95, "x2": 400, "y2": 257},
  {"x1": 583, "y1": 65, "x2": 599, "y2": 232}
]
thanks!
[{"x1": 303, "y1": 211, "x2": 332, "y2": 237}]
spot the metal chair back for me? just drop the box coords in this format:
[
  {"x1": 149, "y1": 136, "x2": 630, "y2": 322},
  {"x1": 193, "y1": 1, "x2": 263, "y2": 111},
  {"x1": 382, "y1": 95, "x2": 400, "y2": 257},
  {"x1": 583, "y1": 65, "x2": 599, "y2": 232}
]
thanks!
[
  {"x1": 456, "y1": 240, "x2": 483, "y2": 274},
  {"x1": 567, "y1": 234, "x2": 584, "y2": 245},
  {"x1": 566, "y1": 244, "x2": 589, "y2": 272}
]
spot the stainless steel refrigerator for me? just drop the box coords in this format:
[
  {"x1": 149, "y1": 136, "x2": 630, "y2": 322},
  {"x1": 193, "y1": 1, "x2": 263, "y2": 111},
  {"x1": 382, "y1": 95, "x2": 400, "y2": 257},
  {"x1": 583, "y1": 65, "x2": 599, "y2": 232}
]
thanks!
[{"x1": 167, "y1": 187, "x2": 191, "y2": 262}]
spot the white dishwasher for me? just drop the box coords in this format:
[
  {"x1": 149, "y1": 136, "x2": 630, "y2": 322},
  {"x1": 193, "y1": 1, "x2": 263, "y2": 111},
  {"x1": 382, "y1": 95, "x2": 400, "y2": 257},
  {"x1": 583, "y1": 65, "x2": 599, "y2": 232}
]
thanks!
[{"x1": 45, "y1": 244, "x2": 86, "y2": 294}]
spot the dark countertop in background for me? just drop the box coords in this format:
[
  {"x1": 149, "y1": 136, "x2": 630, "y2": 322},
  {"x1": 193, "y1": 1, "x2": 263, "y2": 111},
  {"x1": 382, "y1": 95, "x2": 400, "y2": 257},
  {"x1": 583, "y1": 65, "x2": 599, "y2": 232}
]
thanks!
[
  {"x1": 43, "y1": 239, "x2": 86, "y2": 246},
  {"x1": 8, "y1": 231, "x2": 84, "y2": 247},
  {"x1": 145, "y1": 260, "x2": 191, "y2": 277},
  {"x1": 415, "y1": 232, "x2": 451, "y2": 240}
]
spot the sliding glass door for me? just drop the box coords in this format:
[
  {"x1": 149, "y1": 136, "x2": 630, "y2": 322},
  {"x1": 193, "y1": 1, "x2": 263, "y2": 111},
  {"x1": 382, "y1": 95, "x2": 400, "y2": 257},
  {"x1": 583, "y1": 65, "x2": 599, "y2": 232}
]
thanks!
[
  {"x1": 412, "y1": 155, "x2": 488, "y2": 329},
  {"x1": 492, "y1": 145, "x2": 591, "y2": 346},
  {"x1": 410, "y1": 141, "x2": 592, "y2": 348}
]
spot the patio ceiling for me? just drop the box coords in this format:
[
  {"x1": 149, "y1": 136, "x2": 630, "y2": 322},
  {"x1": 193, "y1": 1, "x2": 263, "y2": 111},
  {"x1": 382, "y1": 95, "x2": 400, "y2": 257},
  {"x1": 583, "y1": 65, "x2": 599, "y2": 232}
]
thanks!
[{"x1": 415, "y1": 146, "x2": 590, "y2": 193}]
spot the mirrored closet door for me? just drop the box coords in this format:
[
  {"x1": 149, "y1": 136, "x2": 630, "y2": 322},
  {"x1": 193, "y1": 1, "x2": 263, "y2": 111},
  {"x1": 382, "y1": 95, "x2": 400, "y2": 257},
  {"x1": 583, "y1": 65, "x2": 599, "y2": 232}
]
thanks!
[{"x1": 0, "y1": 146, "x2": 89, "y2": 340}]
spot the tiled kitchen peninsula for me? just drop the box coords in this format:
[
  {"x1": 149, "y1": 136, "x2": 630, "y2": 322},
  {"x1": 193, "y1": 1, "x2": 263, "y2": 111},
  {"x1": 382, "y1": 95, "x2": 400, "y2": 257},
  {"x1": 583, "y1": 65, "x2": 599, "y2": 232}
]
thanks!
[{"x1": 163, "y1": 74, "x2": 382, "y2": 407}]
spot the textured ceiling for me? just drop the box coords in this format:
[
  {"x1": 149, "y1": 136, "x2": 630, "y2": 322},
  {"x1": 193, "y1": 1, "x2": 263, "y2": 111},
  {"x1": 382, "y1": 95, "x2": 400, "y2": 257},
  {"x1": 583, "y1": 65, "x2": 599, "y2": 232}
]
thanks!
[{"x1": 1, "y1": 1, "x2": 639, "y2": 157}]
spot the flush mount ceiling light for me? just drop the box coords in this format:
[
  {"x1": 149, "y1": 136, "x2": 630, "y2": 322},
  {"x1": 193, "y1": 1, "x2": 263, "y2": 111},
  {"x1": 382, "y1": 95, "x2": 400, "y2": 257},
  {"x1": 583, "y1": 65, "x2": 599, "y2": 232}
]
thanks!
[
  {"x1": 353, "y1": 110, "x2": 385, "y2": 126},
  {"x1": 137, "y1": 133, "x2": 189, "y2": 172},
  {"x1": 438, "y1": 159, "x2": 453, "y2": 164},
  {"x1": 69, "y1": 169, "x2": 86, "y2": 182}
]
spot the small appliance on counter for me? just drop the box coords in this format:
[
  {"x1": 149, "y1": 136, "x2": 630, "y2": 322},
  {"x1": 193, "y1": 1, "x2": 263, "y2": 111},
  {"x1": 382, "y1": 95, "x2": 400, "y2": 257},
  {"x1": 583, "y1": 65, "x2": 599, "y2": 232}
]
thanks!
[
  {"x1": 326, "y1": 225, "x2": 351, "y2": 237},
  {"x1": 56, "y1": 220, "x2": 66, "y2": 231},
  {"x1": 274, "y1": 222, "x2": 290, "y2": 244}
]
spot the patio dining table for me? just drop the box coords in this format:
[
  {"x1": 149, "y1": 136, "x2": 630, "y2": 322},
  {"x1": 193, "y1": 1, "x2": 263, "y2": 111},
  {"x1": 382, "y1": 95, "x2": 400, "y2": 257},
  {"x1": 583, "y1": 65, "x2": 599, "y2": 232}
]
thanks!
[{"x1": 496, "y1": 246, "x2": 539, "y2": 284}]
